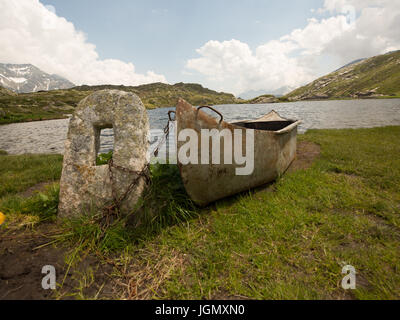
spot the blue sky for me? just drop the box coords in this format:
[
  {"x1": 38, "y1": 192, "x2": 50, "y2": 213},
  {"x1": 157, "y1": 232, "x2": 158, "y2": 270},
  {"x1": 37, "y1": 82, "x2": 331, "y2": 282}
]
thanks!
[
  {"x1": 40, "y1": 0, "x2": 322, "y2": 83},
  {"x1": 1, "y1": 0, "x2": 399, "y2": 96}
]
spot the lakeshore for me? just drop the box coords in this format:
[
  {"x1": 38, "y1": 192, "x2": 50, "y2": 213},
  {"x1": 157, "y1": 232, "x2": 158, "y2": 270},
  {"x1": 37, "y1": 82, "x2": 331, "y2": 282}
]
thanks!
[{"x1": 1, "y1": 126, "x2": 399, "y2": 299}]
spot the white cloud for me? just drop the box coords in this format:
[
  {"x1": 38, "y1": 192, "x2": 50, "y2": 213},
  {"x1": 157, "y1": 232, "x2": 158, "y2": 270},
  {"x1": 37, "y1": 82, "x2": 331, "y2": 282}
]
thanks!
[
  {"x1": 321, "y1": 0, "x2": 400, "y2": 62},
  {"x1": 187, "y1": 39, "x2": 315, "y2": 95},
  {"x1": 0, "y1": 0, "x2": 167, "y2": 86},
  {"x1": 186, "y1": 0, "x2": 400, "y2": 96}
]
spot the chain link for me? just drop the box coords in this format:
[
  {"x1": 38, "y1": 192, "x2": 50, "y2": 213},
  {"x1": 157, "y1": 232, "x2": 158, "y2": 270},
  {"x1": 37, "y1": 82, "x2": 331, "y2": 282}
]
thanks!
[
  {"x1": 101, "y1": 111, "x2": 175, "y2": 227},
  {"x1": 153, "y1": 110, "x2": 175, "y2": 157},
  {"x1": 101, "y1": 159, "x2": 151, "y2": 227}
]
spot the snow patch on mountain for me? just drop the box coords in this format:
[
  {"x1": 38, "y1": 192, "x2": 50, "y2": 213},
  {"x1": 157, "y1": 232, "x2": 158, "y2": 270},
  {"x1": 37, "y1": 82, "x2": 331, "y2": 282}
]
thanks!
[
  {"x1": 0, "y1": 63, "x2": 74, "y2": 93},
  {"x1": 8, "y1": 77, "x2": 27, "y2": 83}
]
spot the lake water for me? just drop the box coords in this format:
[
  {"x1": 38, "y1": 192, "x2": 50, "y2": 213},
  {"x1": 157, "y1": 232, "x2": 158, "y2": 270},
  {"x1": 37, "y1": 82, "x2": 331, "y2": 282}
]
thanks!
[{"x1": 1, "y1": 99, "x2": 400, "y2": 155}]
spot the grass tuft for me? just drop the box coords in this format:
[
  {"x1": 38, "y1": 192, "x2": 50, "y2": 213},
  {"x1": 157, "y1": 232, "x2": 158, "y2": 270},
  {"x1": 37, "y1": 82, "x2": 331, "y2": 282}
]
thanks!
[{"x1": 56, "y1": 163, "x2": 197, "y2": 255}]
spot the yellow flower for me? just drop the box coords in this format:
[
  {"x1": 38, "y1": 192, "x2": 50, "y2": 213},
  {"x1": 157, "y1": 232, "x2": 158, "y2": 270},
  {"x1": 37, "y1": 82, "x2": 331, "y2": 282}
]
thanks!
[{"x1": 0, "y1": 212, "x2": 5, "y2": 225}]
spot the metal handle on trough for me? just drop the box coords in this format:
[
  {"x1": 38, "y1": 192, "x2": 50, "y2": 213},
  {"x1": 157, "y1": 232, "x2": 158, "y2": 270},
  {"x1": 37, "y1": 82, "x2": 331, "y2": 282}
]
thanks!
[
  {"x1": 168, "y1": 110, "x2": 176, "y2": 121},
  {"x1": 196, "y1": 106, "x2": 224, "y2": 124}
]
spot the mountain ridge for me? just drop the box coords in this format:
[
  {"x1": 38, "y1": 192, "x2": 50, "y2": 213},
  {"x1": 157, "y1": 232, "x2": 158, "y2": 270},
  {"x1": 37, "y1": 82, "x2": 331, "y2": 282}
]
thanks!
[
  {"x1": 0, "y1": 63, "x2": 74, "y2": 93},
  {"x1": 284, "y1": 50, "x2": 400, "y2": 101}
]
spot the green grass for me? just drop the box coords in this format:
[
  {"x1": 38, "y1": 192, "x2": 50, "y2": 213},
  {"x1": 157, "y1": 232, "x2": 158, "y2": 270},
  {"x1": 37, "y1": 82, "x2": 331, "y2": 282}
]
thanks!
[
  {"x1": 0, "y1": 153, "x2": 62, "y2": 197},
  {"x1": 134, "y1": 126, "x2": 400, "y2": 299},
  {"x1": 1, "y1": 127, "x2": 400, "y2": 299},
  {"x1": 96, "y1": 151, "x2": 113, "y2": 166},
  {"x1": 0, "y1": 113, "x2": 69, "y2": 125},
  {"x1": 0, "y1": 184, "x2": 60, "y2": 223},
  {"x1": 0, "y1": 153, "x2": 63, "y2": 226}
]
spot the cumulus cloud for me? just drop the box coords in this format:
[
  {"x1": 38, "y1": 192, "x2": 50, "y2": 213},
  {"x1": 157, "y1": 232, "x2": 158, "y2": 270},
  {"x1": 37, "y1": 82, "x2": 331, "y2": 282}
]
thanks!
[
  {"x1": 186, "y1": 39, "x2": 315, "y2": 96},
  {"x1": 186, "y1": 0, "x2": 400, "y2": 96},
  {"x1": 321, "y1": 0, "x2": 400, "y2": 62},
  {"x1": 0, "y1": 0, "x2": 167, "y2": 86}
]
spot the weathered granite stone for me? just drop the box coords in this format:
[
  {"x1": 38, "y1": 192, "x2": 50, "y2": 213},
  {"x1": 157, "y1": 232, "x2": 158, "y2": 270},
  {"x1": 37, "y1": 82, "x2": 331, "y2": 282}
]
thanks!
[{"x1": 58, "y1": 90, "x2": 150, "y2": 218}]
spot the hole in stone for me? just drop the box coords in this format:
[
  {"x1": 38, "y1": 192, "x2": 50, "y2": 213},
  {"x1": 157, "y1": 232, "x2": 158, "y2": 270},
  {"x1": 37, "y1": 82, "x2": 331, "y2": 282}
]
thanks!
[{"x1": 96, "y1": 127, "x2": 114, "y2": 166}]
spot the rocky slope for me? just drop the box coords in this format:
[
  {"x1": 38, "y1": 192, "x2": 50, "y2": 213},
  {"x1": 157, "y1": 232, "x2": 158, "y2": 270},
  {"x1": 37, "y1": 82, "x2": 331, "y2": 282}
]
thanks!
[
  {"x1": 0, "y1": 86, "x2": 17, "y2": 96},
  {"x1": 284, "y1": 50, "x2": 400, "y2": 101},
  {"x1": 244, "y1": 94, "x2": 279, "y2": 104},
  {"x1": 0, "y1": 64, "x2": 74, "y2": 93},
  {"x1": 73, "y1": 82, "x2": 238, "y2": 109}
]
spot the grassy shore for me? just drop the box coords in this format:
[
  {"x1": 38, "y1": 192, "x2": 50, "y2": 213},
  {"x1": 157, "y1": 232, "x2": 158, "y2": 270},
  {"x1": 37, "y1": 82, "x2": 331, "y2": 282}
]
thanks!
[{"x1": 1, "y1": 127, "x2": 400, "y2": 299}]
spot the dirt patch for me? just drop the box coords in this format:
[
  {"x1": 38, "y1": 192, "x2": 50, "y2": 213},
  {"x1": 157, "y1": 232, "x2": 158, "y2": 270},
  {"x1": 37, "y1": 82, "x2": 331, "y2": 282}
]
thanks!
[
  {"x1": 288, "y1": 141, "x2": 321, "y2": 173},
  {"x1": 0, "y1": 230, "x2": 65, "y2": 300},
  {"x1": 0, "y1": 225, "x2": 116, "y2": 300},
  {"x1": 19, "y1": 182, "x2": 53, "y2": 198}
]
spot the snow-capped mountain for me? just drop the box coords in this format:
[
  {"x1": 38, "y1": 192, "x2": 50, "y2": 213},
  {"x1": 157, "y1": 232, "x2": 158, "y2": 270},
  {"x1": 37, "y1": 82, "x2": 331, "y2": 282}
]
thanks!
[
  {"x1": 239, "y1": 86, "x2": 295, "y2": 99},
  {"x1": 0, "y1": 63, "x2": 74, "y2": 93}
]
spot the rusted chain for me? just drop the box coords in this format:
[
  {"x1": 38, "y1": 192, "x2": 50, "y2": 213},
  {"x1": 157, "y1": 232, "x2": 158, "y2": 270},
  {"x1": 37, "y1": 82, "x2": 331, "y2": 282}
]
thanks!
[
  {"x1": 101, "y1": 159, "x2": 151, "y2": 228},
  {"x1": 100, "y1": 110, "x2": 175, "y2": 229},
  {"x1": 153, "y1": 111, "x2": 175, "y2": 157}
]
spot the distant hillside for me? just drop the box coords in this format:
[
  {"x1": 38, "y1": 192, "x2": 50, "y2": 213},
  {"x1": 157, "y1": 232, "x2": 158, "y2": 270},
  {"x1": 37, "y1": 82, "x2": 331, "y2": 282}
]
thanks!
[
  {"x1": 284, "y1": 50, "x2": 400, "y2": 101},
  {"x1": 243, "y1": 94, "x2": 279, "y2": 104},
  {"x1": 73, "y1": 82, "x2": 237, "y2": 109},
  {"x1": 0, "y1": 82, "x2": 239, "y2": 124},
  {"x1": 334, "y1": 58, "x2": 366, "y2": 72},
  {"x1": 0, "y1": 86, "x2": 17, "y2": 97},
  {"x1": 0, "y1": 63, "x2": 74, "y2": 93}
]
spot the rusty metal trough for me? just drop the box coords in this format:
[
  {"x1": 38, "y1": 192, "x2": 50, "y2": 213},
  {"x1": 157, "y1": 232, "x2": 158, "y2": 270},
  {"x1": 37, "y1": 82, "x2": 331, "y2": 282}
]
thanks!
[{"x1": 175, "y1": 98, "x2": 301, "y2": 206}]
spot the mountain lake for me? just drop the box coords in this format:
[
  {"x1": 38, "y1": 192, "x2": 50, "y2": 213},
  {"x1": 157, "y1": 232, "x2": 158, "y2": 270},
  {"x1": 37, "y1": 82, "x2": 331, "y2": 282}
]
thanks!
[{"x1": 0, "y1": 98, "x2": 399, "y2": 156}]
